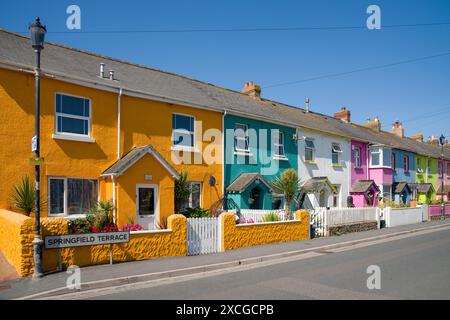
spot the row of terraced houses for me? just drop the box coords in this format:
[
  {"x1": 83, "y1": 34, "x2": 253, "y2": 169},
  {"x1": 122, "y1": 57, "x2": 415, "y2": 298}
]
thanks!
[{"x1": 1, "y1": 30, "x2": 450, "y2": 230}]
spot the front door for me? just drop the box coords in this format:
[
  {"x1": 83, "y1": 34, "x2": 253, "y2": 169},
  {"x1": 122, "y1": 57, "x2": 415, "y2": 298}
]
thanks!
[{"x1": 136, "y1": 184, "x2": 158, "y2": 230}]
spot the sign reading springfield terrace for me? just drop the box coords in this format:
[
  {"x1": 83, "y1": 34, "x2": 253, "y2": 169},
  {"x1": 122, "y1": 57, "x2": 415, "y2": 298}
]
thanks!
[{"x1": 44, "y1": 231, "x2": 130, "y2": 249}]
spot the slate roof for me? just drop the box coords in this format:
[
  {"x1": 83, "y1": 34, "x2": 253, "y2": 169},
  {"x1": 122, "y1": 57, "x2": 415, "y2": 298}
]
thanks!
[
  {"x1": 301, "y1": 177, "x2": 337, "y2": 194},
  {"x1": 350, "y1": 180, "x2": 380, "y2": 193},
  {"x1": 226, "y1": 173, "x2": 274, "y2": 193},
  {"x1": 0, "y1": 29, "x2": 449, "y2": 160},
  {"x1": 409, "y1": 183, "x2": 435, "y2": 194},
  {"x1": 393, "y1": 182, "x2": 411, "y2": 194},
  {"x1": 101, "y1": 144, "x2": 179, "y2": 178}
]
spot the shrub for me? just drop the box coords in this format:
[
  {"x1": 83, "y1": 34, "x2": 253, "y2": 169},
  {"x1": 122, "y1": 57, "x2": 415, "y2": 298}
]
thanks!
[
  {"x1": 262, "y1": 213, "x2": 281, "y2": 222},
  {"x1": 68, "y1": 218, "x2": 91, "y2": 234},
  {"x1": 184, "y1": 207, "x2": 210, "y2": 218},
  {"x1": 87, "y1": 200, "x2": 115, "y2": 232}
]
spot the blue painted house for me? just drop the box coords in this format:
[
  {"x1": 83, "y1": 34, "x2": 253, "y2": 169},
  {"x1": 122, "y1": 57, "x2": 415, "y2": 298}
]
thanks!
[
  {"x1": 223, "y1": 108, "x2": 298, "y2": 210},
  {"x1": 391, "y1": 148, "x2": 416, "y2": 205}
]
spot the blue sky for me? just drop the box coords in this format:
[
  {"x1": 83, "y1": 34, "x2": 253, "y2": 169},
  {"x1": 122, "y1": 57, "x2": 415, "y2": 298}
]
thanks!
[{"x1": 1, "y1": 0, "x2": 449, "y2": 139}]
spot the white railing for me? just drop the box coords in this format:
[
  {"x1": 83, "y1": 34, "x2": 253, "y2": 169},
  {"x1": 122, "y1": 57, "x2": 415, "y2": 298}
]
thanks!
[
  {"x1": 187, "y1": 217, "x2": 221, "y2": 256},
  {"x1": 383, "y1": 207, "x2": 424, "y2": 228},
  {"x1": 311, "y1": 207, "x2": 380, "y2": 237},
  {"x1": 229, "y1": 209, "x2": 288, "y2": 223}
]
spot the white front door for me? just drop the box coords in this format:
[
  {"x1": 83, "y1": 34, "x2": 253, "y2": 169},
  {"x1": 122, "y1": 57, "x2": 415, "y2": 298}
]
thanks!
[{"x1": 136, "y1": 184, "x2": 158, "y2": 230}]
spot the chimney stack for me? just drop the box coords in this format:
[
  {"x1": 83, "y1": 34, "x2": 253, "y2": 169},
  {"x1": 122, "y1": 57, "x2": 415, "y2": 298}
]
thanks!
[
  {"x1": 109, "y1": 70, "x2": 115, "y2": 81},
  {"x1": 426, "y1": 135, "x2": 439, "y2": 145},
  {"x1": 334, "y1": 107, "x2": 351, "y2": 123},
  {"x1": 365, "y1": 117, "x2": 381, "y2": 132},
  {"x1": 410, "y1": 132, "x2": 424, "y2": 143},
  {"x1": 391, "y1": 120, "x2": 404, "y2": 138},
  {"x1": 241, "y1": 81, "x2": 261, "y2": 99}
]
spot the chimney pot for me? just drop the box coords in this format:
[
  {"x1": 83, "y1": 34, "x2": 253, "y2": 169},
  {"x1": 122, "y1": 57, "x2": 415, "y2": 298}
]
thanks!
[
  {"x1": 109, "y1": 70, "x2": 115, "y2": 80},
  {"x1": 99, "y1": 63, "x2": 105, "y2": 78},
  {"x1": 241, "y1": 81, "x2": 261, "y2": 99}
]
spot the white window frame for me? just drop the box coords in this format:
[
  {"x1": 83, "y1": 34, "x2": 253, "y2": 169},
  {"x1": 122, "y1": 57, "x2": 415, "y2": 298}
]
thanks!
[
  {"x1": 54, "y1": 92, "x2": 92, "y2": 138},
  {"x1": 304, "y1": 138, "x2": 315, "y2": 162},
  {"x1": 370, "y1": 146, "x2": 391, "y2": 168},
  {"x1": 354, "y1": 147, "x2": 361, "y2": 168},
  {"x1": 172, "y1": 112, "x2": 196, "y2": 151},
  {"x1": 234, "y1": 123, "x2": 250, "y2": 153},
  {"x1": 47, "y1": 176, "x2": 99, "y2": 218},
  {"x1": 417, "y1": 159, "x2": 424, "y2": 173},
  {"x1": 331, "y1": 143, "x2": 342, "y2": 165},
  {"x1": 273, "y1": 130, "x2": 286, "y2": 158}
]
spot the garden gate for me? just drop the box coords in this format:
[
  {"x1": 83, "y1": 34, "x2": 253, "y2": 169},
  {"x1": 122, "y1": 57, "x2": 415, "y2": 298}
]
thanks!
[{"x1": 187, "y1": 217, "x2": 221, "y2": 256}]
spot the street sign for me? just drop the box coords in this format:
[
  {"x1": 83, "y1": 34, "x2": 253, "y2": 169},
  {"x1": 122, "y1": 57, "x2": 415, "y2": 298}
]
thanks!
[
  {"x1": 31, "y1": 135, "x2": 37, "y2": 152},
  {"x1": 44, "y1": 231, "x2": 130, "y2": 249}
]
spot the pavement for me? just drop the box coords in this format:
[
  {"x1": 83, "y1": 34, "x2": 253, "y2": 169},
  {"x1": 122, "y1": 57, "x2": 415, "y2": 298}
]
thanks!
[
  {"x1": 83, "y1": 225, "x2": 450, "y2": 300},
  {"x1": 1, "y1": 219, "x2": 449, "y2": 300},
  {"x1": 0, "y1": 250, "x2": 18, "y2": 283}
]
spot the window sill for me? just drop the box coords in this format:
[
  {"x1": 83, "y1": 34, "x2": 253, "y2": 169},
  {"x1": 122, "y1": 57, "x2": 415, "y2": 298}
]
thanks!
[
  {"x1": 332, "y1": 164, "x2": 343, "y2": 168},
  {"x1": 48, "y1": 214, "x2": 87, "y2": 219},
  {"x1": 171, "y1": 146, "x2": 200, "y2": 153},
  {"x1": 234, "y1": 151, "x2": 253, "y2": 157},
  {"x1": 305, "y1": 161, "x2": 317, "y2": 165},
  {"x1": 273, "y1": 156, "x2": 289, "y2": 161},
  {"x1": 52, "y1": 134, "x2": 95, "y2": 143}
]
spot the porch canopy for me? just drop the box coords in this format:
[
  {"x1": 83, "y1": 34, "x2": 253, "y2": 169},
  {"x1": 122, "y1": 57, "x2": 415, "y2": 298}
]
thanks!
[
  {"x1": 350, "y1": 180, "x2": 380, "y2": 194},
  {"x1": 409, "y1": 183, "x2": 435, "y2": 194},
  {"x1": 101, "y1": 144, "x2": 179, "y2": 178},
  {"x1": 301, "y1": 177, "x2": 337, "y2": 194},
  {"x1": 393, "y1": 182, "x2": 411, "y2": 194},
  {"x1": 437, "y1": 184, "x2": 450, "y2": 195},
  {"x1": 226, "y1": 173, "x2": 278, "y2": 210}
]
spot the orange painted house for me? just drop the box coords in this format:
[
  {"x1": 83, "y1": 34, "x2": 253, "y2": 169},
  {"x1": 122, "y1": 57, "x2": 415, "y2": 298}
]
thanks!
[{"x1": 0, "y1": 30, "x2": 223, "y2": 229}]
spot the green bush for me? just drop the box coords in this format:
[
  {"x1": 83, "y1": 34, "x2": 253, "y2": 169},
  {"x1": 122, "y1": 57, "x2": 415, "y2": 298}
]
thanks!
[
  {"x1": 68, "y1": 218, "x2": 91, "y2": 234},
  {"x1": 87, "y1": 200, "x2": 115, "y2": 231},
  {"x1": 262, "y1": 213, "x2": 281, "y2": 222},
  {"x1": 183, "y1": 207, "x2": 210, "y2": 218}
]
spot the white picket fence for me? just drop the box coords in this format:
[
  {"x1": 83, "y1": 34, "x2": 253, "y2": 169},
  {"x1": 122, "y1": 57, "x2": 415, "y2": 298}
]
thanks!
[
  {"x1": 311, "y1": 207, "x2": 379, "y2": 237},
  {"x1": 382, "y1": 207, "x2": 425, "y2": 228},
  {"x1": 187, "y1": 217, "x2": 221, "y2": 256},
  {"x1": 240, "y1": 209, "x2": 287, "y2": 222}
]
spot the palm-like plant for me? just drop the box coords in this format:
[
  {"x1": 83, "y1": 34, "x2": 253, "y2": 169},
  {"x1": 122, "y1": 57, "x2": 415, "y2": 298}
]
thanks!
[
  {"x1": 10, "y1": 176, "x2": 39, "y2": 216},
  {"x1": 174, "y1": 171, "x2": 190, "y2": 213},
  {"x1": 271, "y1": 168, "x2": 302, "y2": 220}
]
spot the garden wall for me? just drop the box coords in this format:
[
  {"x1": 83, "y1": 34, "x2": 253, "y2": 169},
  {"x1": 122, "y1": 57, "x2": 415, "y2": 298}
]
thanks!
[
  {"x1": 220, "y1": 210, "x2": 309, "y2": 250},
  {"x1": 0, "y1": 210, "x2": 187, "y2": 277}
]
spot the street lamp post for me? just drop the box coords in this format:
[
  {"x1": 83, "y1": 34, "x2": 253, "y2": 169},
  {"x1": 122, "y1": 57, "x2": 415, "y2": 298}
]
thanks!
[
  {"x1": 29, "y1": 17, "x2": 46, "y2": 279},
  {"x1": 439, "y1": 134, "x2": 446, "y2": 220}
]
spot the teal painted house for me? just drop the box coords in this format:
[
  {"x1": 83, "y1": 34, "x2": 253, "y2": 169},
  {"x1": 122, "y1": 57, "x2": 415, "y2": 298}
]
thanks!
[{"x1": 223, "y1": 113, "x2": 298, "y2": 210}]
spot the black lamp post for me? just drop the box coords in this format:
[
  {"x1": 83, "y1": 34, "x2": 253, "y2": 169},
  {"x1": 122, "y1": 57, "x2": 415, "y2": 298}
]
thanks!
[
  {"x1": 29, "y1": 17, "x2": 46, "y2": 279},
  {"x1": 439, "y1": 134, "x2": 446, "y2": 220}
]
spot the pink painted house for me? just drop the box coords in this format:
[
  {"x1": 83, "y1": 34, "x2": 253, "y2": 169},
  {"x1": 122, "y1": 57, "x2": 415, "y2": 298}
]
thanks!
[
  {"x1": 437, "y1": 159, "x2": 450, "y2": 201},
  {"x1": 349, "y1": 139, "x2": 395, "y2": 207}
]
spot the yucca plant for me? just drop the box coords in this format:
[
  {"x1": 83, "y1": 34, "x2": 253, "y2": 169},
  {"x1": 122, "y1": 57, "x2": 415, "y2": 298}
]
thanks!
[
  {"x1": 271, "y1": 168, "x2": 302, "y2": 220},
  {"x1": 10, "y1": 176, "x2": 44, "y2": 216}
]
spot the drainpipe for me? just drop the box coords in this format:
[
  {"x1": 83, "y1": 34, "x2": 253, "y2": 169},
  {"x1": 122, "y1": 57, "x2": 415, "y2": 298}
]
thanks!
[
  {"x1": 112, "y1": 174, "x2": 117, "y2": 224},
  {"x1": 222, "y1": 110, "x2": 227, "y2": 200},
  {"x1": 366, "y1": 144, "x2": 370, "y2": 180},
  {"x1": 117, "y1": 87, "x2": 123, "y2": 160}
]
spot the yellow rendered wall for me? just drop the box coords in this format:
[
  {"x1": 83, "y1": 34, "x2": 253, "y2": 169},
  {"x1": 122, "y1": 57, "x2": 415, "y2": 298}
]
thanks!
[
  {"x1": 0, "y1": 68, "x2": 222, "y2": 216},
  {"x1": 0, "y1": 210, "x2": 34, "y2": 276},
  {"x1": 116, "y1": 153, "x2": 175, "y2": 227},
  {"x1": 0, "y1": 210, "x2": 186, "y2": 277},
  {"x1": 221, "y1": 210, "x2": 310, "y2": 250}
]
